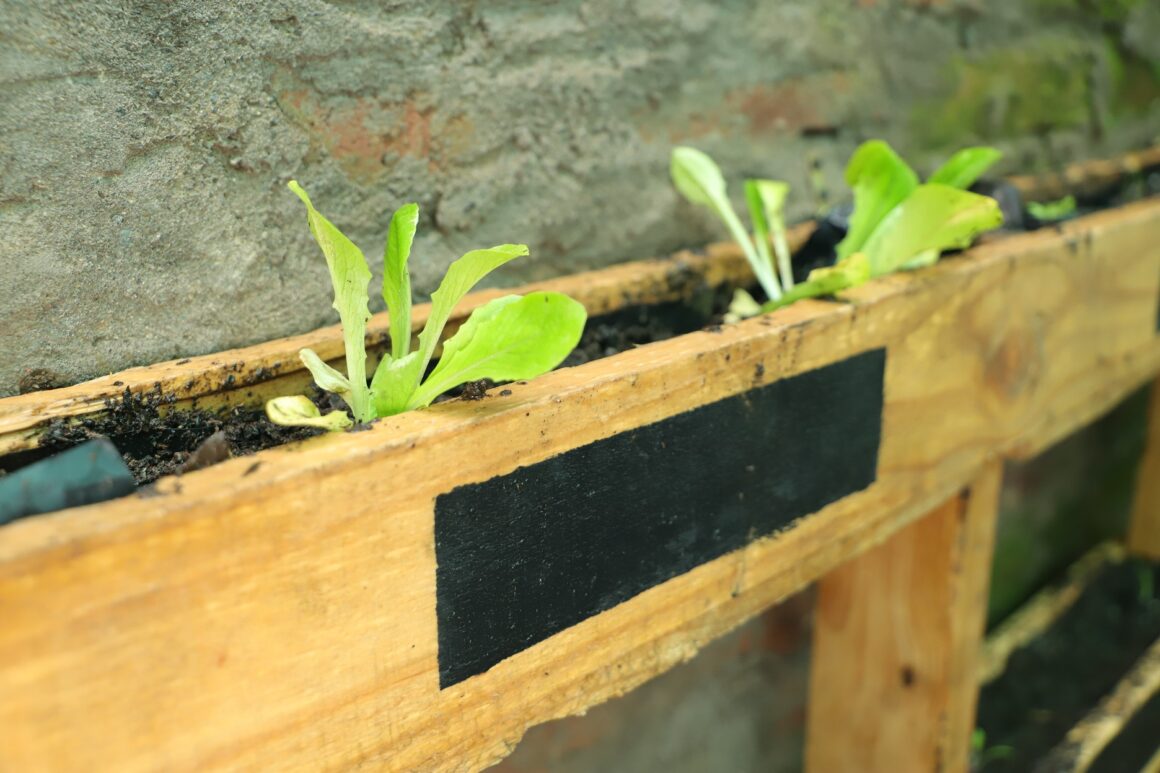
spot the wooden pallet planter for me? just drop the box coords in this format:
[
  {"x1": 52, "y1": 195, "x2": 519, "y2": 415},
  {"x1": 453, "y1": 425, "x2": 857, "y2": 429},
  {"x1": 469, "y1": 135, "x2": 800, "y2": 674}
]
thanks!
[{"x1": 1, "y1": 186, "x2": 1159, "y2": 770}]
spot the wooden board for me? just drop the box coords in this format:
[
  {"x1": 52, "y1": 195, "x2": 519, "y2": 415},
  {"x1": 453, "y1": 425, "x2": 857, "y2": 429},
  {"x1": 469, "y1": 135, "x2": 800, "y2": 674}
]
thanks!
[
  {"x1": 0, "y1": 199, "x2": 1159, "y2": 771},
  {"x1": 0, "y1": 230, "x2": 782, "y2": 455},
  {"x1": 1129, "y1": 379, "x2": 1160, "y2": 559},
  {"x1": 806, "y1": 463, "x2": 1002, "y2": 773}
]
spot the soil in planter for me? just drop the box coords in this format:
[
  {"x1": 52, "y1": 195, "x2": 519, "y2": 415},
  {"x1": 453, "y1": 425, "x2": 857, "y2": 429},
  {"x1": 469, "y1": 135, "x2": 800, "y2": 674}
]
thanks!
[
  {"x1": 974, "y1": 556, "x2": 1160, "y2": 772},
  {"x1": 35, "y1": 386, "x2": 323, "y2": 485}
]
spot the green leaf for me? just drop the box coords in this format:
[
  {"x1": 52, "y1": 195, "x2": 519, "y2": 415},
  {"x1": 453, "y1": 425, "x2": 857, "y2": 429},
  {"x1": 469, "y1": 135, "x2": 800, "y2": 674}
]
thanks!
[
  {"x1": 671, "y1": 147, "x2": 778, "y2": 300},
  {"x1": 412, "y1": 244, "x2": 531, "y2": 379},
  {"x1": 299, "y1": 348, "x2": 352, "y2": 401},
  {"x1": 928, "y1": 146, "x2": 1002, "y2": 190},
  {"x1": 861, "y1": 184, "x2": 1004, "y2": 276},
  {"x1": 407, "y1": 292, "x2": 587, "y2": 410},
  {"x1": 1026, "y1": 195, "x2": 1077, "y2": 222},
  {"x1": 837, "y1": 140, "x2": 919, "y2": 260},
  {"x1": 265, "y1": 395, "x2": 352, "y2": 431},
  {"x1": 383, "y1": 202, "x2": 419, "y2": 361},
  {"x1": 288, "y1": 181, "x2": 373, "y2": 422},
  {"x1": 369, "y1": 351, "x2": 422, "y2": 417},
  {"x1": 761, "y1": 254, "x2": 871, "y2": 312},
  {"x1": 725, "y1": 288, "x2": 762, "y2": 321},
  {"x1": 746, "y1": 179, "x2": 793, "y2": 292}
]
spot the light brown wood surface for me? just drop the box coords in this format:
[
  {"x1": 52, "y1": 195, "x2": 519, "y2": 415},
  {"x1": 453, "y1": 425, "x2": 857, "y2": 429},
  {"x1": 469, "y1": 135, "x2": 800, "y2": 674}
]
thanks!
[
  {"x1": 1129, "y1": 379, "x2": 1160, "y2": 559},
  {"x1": 806, "y1": 463, "x2": 1002, "y2": 773},
  {"x1": 0, "y1": 199, "x2": 1158, "y2": 771}
]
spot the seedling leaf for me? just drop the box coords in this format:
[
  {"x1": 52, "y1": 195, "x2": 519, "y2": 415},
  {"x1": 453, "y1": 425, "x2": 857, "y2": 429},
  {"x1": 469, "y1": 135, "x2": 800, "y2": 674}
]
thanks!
[
  {"x1": 762, "y1": 253, "x2": 870, "y2": 312},
  {"x1": 266, "y1": 395, "x2": 353, "y2": 431},
  {"x1": 288, "y1": 181, "x2": 373, "y2": 422},
  {"x1": 837, "y1": 140, "x2": 919, "y2": 260},
  {"x1": 299, "y1": 348, "x2": 352, "y2": 400},
  {"x1": 746, "y1": 179, "x2": 794, "y2": 292},
  {"x1": 383, "y1": 203, "x2": 419, "y2": 361},
  {"x1": 861, "y1": 184, "x2": 1003, "y2": 276},
  {"x1": 1026, "y1": 195, "x2": 1077, "y2": 222},
  {"x1": 671, "y1": 147, "x2": 779, "y2": 300},
  {"x1": 928, "y1": 146, "x2": 1002, "y2": 190},
  {"x1": 414, "y1": 244, "x2": 531, "y2": 378},
  {"x1": 408, "y1": 292, "x2": 586, "y2": 409}
]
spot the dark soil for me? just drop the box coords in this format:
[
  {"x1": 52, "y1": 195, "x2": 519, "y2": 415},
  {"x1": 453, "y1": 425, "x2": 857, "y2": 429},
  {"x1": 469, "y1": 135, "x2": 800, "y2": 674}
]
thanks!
[
  {"x1": 37, "y1": 386, "x2": 321, "y2": 485},
  {"x1": 975, "y1": 557, "x2": 1160, "y2": 772}
]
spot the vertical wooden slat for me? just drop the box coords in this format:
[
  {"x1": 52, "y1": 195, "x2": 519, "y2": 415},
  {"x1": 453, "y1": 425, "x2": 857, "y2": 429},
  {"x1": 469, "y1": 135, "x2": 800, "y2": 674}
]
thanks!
[
  {"x1": 806, "y1": 463, "x2": 1003, "y2": 773},
  {"x1": 1128, "y1": 379, "x2": 1160, "y2": 559}
]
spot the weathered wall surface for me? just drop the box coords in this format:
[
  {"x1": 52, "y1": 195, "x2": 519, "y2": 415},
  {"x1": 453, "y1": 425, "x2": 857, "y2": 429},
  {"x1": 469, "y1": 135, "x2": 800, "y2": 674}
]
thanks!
[{"x1": 1, "y1": 0, "x2": 1157, "y2": 392}]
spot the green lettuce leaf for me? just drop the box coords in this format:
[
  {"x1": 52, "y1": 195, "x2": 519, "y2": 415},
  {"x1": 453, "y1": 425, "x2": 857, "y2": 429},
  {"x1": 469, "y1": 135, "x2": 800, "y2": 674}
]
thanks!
[
  {"x1": 383, "y1": 202, "x2": 419, "y2": 361},
  {"x1": 407, "y1": 291, "x2": 587, "y2": 410},
  {"x1": 861, "y1": 184, "x2": 1003, "y2": 276},
  {"x1": 288, "y1": 181, "x2": 374, "y2": 422},
  {"x1": 671, "y1": 147, "x2": 779, "y2": 300},
  {"x1": 927, "y1": 147, "x2": 1002, "y2": 190},
  {"x1": 299, "y1": 347, "x2": 352, "y2": 403},
  {"x1": 745, "y1": 179, "x2": 793, "y2": 292},
  {"x1": 761, "y1": 253, "x2": 871, "y2": 312},
  {"x1": 837, "y1": 141, "x2": 919, "y2": 260}
]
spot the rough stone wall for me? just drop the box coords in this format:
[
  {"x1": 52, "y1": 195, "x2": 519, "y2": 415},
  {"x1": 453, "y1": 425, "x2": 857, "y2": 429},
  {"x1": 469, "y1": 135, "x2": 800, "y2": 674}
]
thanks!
[{"x1": 1, "y1": 0, "x2": 1157, "y2": 393}]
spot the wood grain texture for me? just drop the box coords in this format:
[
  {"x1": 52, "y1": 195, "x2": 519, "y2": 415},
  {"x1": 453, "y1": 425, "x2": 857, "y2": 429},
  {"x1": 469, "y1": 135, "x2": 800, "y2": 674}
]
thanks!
[
  {"x1": 805, "y1": 463, "x2": 1002, "y2": 773},
  {"x1": 1129, "y1": 380, "x2": 1160, "y2": 559},
  {"x1": 0, "y1": 200, "x2": 1158, "y2": 771}
]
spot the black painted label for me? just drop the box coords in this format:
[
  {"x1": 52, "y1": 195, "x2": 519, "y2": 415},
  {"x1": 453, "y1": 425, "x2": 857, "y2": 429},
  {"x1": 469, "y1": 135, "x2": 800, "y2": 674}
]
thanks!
[{"x1": 435, "y1": 348, "x2": 886, "y2": 688}]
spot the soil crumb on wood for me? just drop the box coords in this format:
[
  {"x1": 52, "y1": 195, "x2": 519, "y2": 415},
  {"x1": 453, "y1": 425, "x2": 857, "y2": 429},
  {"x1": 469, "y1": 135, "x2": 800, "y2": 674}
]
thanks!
[{"x1": 39, "y1": 386, "x2": 320, "y2": 485}]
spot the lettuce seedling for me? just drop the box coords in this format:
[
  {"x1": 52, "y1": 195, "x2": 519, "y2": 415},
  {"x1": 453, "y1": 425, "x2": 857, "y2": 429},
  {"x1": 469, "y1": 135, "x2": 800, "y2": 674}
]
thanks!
[
  {"x1": 671, "y1": 148, "x2": 796, "y2": 318},
  {"x1": 1026, "y1": 195, "x2": 1077, "y2": 222},
  {"x1": 762, "y1": 142, "x2": 1004, "y2": 312},
  {"x1": 266, "y1": 182, "x2": 587, "y2": 430}
]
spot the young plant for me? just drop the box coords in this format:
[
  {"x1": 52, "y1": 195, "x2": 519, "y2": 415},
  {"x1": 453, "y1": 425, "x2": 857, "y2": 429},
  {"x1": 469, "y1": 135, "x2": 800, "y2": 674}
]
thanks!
[
  {"x1": 671, "y1": 147, "x2": 794, "y2": 314},
  {"x1": 762, "y1": 142, "x2": 1004, "y2": 311},
  {"x1": 266, "y1": 182, "x2": 587, "y2": 430}
]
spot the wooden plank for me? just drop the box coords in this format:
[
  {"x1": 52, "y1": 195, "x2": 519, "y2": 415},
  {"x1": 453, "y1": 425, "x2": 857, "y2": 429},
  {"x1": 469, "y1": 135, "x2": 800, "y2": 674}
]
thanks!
[
  {"x1": 1128, "y1": 379, "x2": 1160, "y2": 559},
  {"x1": 1007, "y1": 145, "x2": 1160, "y2": 202},
  {"x1": 1036, "y1": 636, "x2": 1160, "y2": 772},
  {"x1": 0, "y1": 200, "x2": 1158, "y2": 771},
  {"x1": 805, "y1": 463, "x2": 1002, "y2": 773},
  {"x1": 980, "y1": 542, "x2": 1124, "y2": 684}
]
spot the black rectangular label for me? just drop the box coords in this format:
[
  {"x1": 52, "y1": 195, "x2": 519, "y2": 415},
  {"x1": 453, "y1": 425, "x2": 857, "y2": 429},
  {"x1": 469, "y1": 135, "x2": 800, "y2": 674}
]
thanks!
[{"x1": 435, "y1": 348, "x2": 886, "y2": 688}]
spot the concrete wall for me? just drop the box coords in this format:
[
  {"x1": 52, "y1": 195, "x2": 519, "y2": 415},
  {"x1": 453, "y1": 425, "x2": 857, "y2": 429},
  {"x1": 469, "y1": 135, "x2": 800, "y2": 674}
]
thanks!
[{"x1": 1, "y1": 0, "x2": 1158, "y2": 393}]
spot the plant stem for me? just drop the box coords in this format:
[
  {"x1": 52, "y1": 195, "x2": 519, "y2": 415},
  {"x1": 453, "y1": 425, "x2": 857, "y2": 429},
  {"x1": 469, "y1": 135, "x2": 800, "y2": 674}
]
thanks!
[{"x1": 720, "y1": 206, "x2": 781, "y2": 301}]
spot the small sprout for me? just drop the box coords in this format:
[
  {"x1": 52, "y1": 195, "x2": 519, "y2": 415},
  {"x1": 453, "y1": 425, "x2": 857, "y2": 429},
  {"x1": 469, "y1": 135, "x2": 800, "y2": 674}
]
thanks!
[
  {"x1": 1026, "y1": 195, "x2": 1077, "y2": 222},
  {"x1": 269, "y1": 183, "x2": 587, "y2": 430},
  {"x1": 745, "y1": 179, "x2": 794, "y2": 293},
  {"x1": 265, "y1": 395, "x2": 353, "y2": 431},
  {"x1": 671, "y1": 147, "x2": 782, "y2": 303}
]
